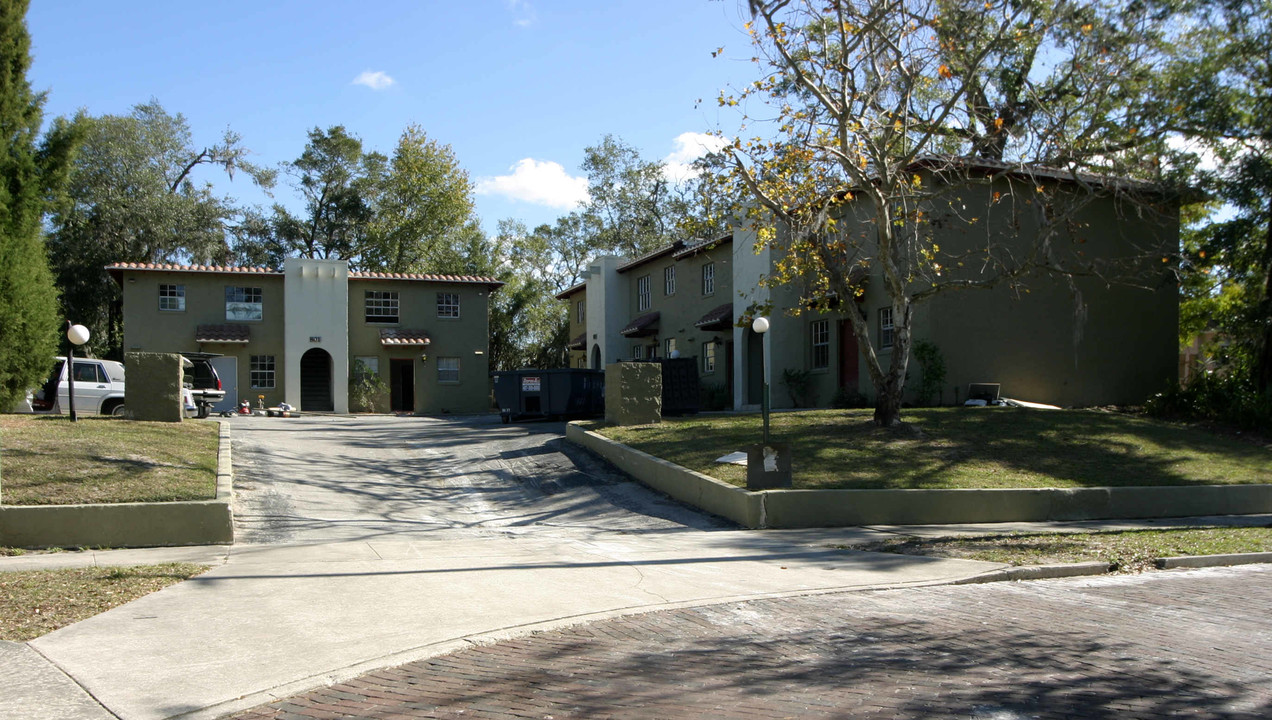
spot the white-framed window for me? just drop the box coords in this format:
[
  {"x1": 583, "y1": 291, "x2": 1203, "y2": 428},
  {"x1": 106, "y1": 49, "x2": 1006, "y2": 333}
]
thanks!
[
  {"x1": 437, "y1": 292, "x2": 460, "y2": 318},
  {"x1": 648, "y1": 343, "x2": 659, "y2": 359},
  {"x1": 437, "y1": 357, "x2": 460, "y2": 383},
  {"x1": 703, "y1": 341, "x2": 717, "y2": 373},
  {"x1": 665, "y1": 337, "x2": 677, "y2": 358},
  {"x1": 353, "y1": 356, "x2": 379, "y2": 378},
  {"x1": 879, "y1": 307, "x2": 894, "y2": 349},
  {"x1": 632, "y1": 344, "x2": 644, "y2": 360},
  {"x1": 702, "y1": 263, "x2": 715, "y2": 296},
  {"x1": 250, "y1": 355, "x2": 275, "y2": 388},
  {"x1": 811, "y1": 319, "x2": 830, "y2": 369},
  {"x1": 577, "y1": 356, "x2": 587, "y2": 368},
  {"x1": 664, "y1": 266, "x2": 676, "y2": 296},
  {"x1": 637, "y1": 275, "x2": 651, "y2": 311},
  {"x1": 226, "y1": 286, "x2": 262, "y2": 321},
  {"x1": 365, "y1": 290, "x2": 399, "y2": 323},
  {"x1": 576, "y1": 300, "x2": 585, "y2": 323},
  {"x1": 159, "y1": 284, "x2": 185, "y2": 312}
]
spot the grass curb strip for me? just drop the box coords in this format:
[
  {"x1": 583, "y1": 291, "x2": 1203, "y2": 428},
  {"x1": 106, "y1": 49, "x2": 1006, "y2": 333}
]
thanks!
[{"x1": 1155, "y1": 551, "x2": 1272, "y2": 569}]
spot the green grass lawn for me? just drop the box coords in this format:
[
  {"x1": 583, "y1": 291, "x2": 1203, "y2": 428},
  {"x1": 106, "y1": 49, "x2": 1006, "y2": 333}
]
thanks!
[
  {"x1": 593, "y1": 408, "x2": 1272, "y2": 490},
  {"x1": 0, "y1": 563, "x2": 208, "y2": 641},
  {"x1": 855, "y1": 526, "x2": 1272, "y2": 573},
  {"x1": 0, "y1": 415, "x2": 218, "y2": 505}
]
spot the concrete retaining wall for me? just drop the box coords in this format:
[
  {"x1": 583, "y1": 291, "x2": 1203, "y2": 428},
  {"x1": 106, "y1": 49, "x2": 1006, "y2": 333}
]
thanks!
[
  {"x1": 0, "y1": 421, "x2": 234, "y2": 548},
  {"x1": 125, "y1": 352, "x2": 184, "y2": 422},
  {"x1": 567, "y1": 422, "x2": 1272, "y2": 529}
]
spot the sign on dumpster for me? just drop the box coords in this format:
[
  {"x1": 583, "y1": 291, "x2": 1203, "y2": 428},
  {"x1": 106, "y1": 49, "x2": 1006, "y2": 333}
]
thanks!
[{"x1": 522, "y1": 376, "x2": 541, "y2": 392}]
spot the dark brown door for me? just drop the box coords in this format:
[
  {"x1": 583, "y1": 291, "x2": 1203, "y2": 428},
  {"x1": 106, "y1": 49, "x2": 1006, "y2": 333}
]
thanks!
[{"x1": 390, "y1": 358, "x2": 415, "y2": 413}]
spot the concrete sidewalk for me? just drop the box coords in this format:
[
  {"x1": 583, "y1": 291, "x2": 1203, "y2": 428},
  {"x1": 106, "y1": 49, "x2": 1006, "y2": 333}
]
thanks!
[{"x1": 5, "y1": 514, "x2": 1270, "y2": 720}]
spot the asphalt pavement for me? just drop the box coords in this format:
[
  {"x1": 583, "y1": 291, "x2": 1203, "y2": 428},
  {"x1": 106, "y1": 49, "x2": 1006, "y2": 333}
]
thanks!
[{"x1": 2, "y1": 414, "x2": 1268, "y2": 720}]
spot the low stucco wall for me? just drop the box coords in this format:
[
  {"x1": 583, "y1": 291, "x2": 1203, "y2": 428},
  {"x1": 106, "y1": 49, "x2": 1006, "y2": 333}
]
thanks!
[
  {"x1": 0, "y1": 421, "x2": 234, "y2": 548},
  {"x1": 566, "y1": 423, "x2": 760, "y2": 528},
  {"x1": 567, "y1": 422, "x2": 1272, "y2": 529},
  {"x1": 605, "y1": 363, "x2": 662, "y2": 426}
]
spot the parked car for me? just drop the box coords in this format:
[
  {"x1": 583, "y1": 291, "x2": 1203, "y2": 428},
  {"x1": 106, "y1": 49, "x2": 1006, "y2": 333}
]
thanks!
[
  {"x1": 25, "y1": 357, "x2": 128, "y2": 416},
  {"x1": 180, "y1": 352, "x2": 227, "y2": 418}
]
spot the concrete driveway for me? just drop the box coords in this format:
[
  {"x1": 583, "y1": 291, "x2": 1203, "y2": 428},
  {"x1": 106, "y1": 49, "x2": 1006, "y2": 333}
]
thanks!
[{"x1": 26, "y1": 414, "x2": 1005, "y2": 720}]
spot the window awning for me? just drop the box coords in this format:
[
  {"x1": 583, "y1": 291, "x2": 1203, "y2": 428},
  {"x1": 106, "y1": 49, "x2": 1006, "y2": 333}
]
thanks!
[
  {"x1": 694, "y1": 303, "x2": 734, "y2": 331},
  {"x1": 567, "y1": 333, "x2": 586, "y2": 351},
  {"x1": 620, "y1": 311, "x2": 660, "y2": 338},
  {"x1": 195, "y1": 324, "x2": 250, "y2": 344},
  {"x1": 380, "y1": 328, "x2": 432, "y2": 346}
]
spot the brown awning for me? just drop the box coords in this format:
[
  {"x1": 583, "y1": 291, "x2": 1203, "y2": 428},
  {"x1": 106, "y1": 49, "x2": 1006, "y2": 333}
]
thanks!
[
  {"x1": 620, "y1": 311, "x2": 660, "y2": 338},
  {"x1": 380, "y1": 328, "x2": 432, "y2": 346},
  {"x1": 567, "y1": 333, "x2": 586, "y2": 351},
  {"x1": 195, "y1": 324, "x2": 250, "y2": 344},
  {"x1": 694, "y1": 303, "x2": 734, "y2": 331}
]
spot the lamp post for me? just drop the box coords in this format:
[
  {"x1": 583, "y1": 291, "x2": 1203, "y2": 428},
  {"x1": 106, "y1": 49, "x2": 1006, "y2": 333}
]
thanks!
[
  {"x1": 66, "y1": 322, "x2": 91, "y2": 423},
  {"x1": 751, "y1": 316, "x2": 770, "y2": 445}
]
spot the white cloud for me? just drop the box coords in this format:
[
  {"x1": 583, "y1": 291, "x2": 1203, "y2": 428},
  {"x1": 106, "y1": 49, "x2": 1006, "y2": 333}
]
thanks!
[
  {"x1": 662, "y1": 132, "x2": 731, "y2": 183},
  {"x1": 475, "y1": 159, "x2": 590, "y2": 210},
  {"x1": 352, "y1": 70, "x2": 395, "y2": 90},
  {"x1": 507, "y1": 0, "x2": 536, "y2": 27}
]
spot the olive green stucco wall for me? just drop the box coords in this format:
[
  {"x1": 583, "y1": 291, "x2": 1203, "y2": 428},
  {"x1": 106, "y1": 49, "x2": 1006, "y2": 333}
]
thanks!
[
  {"x1": 120, "y1": 271, "x2": 288, "y2": 407},
  {"x1": 346, "y1": 279, "x2": 492, "y2": 415},
  {"x1": 564, "y1": 287, "x2": 587, "y2": 368}
]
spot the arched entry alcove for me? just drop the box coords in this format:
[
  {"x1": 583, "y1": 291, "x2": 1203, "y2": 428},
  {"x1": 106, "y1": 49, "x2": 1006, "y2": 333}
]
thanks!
[
  {"x1": 591, "y1": 344, "x2": 602, "y2": 370},
  {"x1": 300, "y1": 348, "x2": 334, "y2": 411}
]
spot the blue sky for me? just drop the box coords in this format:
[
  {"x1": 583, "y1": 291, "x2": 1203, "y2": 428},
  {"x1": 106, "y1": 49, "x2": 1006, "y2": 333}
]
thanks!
[{"x1": 26, "y1": 0, "x2": 758, "y2": 236}]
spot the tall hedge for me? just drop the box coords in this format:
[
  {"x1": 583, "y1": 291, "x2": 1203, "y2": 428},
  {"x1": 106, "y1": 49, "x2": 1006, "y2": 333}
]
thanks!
[{"x1": 0, "y1": 0, "x2": 67, "y2": 410}]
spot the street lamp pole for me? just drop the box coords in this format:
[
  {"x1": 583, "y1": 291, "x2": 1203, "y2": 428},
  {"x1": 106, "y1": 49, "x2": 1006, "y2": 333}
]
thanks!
[
  {"x1": 751, "y1": 316, "x2": 771, "y2": 445},
  {"x1": 66, "y1": 322, "x2": 90, "y2": 423}
]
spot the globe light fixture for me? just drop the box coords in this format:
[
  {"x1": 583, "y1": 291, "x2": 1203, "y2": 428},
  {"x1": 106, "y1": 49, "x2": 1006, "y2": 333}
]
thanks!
[
  {"x1": 751, "y1": 316, "x2": 771, "y2": 444},
  {"x1": 66, "y1": 322, "x2": 90, "y2": 422}
]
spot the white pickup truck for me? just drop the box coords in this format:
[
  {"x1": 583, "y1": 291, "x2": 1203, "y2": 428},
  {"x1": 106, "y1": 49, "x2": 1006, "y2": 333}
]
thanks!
[{"x1": 23, "y1": 356, "x2": 128, "y2": 416}]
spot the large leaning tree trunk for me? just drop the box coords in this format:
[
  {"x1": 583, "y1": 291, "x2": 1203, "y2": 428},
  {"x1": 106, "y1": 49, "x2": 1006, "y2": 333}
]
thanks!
[{"x1": 717, "y1": 0, "x2": 1181, "y2": 426}]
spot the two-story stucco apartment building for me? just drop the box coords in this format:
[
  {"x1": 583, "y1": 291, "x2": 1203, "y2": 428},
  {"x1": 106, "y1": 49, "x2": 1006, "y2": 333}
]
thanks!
[
  {"x1": 561, "y1": 162, "x2": 1182, "y2": 410},
  {"x1": 108, "y1": 258, "x2": 502, "y2": 414}
]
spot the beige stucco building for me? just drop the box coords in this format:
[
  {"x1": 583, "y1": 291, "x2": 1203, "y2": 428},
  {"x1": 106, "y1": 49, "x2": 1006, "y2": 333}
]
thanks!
[
  {"x1": 561, "y1": 165, "x2": 1181, "y2": 410},
  {"x1": 108, "y1": 258, "x2": 502, "y2": 414}
]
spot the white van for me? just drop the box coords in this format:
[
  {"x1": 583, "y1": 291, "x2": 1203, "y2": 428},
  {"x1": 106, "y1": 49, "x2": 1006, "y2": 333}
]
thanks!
[{"x1": 22, "y1": 357, "x2": 128, "y2": 416}]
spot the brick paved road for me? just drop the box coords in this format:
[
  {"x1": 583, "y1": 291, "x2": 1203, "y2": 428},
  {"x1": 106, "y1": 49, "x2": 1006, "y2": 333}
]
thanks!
[{"x1": 231, "y1": 565, "x2": 1271, "y2": 720}]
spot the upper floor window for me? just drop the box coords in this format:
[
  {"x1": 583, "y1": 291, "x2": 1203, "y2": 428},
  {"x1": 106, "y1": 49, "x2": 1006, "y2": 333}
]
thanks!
[
  {"x1": 664, "y1": 266, "x2": 676, "y2": 296},
  {"x1": 811, "y1": 319, "x2": 830, "y2": 369},
  {"x1": 576, "y1": 300, "x2": 585, "y2": 324},
  {"x1": 879, "y1": 307, "x2": 894, "y2": 349},
  {"x1": 702, "y1": 263, "x2": 715, "y2": 296},
  {"x1": 437, "y1": 292, "x2": 460, "y2": 318},
  {"x1": 365, "y1": 290, "x2": 399, "y2": 323},
  {"x1": 159, "y1": 284, "x2": 185, "y2": 312},
  {"x1": 226, "y1": 286, "x2": 262, "y2": 322},
  {"x1": 637, "y1": 275, "x2": 651, "y2": 311}
]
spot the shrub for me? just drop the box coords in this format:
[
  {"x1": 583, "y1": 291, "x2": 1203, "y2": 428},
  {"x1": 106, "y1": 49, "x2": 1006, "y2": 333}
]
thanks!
[
  {"x1": 349, "y1": 366, "x2": 389, "y2": 413},
  {"x1": 831, "y1": 386, "x2": 870, "y2": 409},
  {"x1": 781, "y1": 368, "x2": 815, "y2": 407},
  {"x1": 913, "y1": 340, "x2": 947, "y2": 406},
  {"x1": 1146, "y1": 371, "x2": 1271, "y2": 433},
  {"x1": 701, "y1": 383, "x2": 730, "y2": 411}
]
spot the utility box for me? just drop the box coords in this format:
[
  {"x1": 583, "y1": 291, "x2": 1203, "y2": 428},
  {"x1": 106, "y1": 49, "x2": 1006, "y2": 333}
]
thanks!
[{"x1": 492, "y1": 369, "x2": 604, "y2": 423}]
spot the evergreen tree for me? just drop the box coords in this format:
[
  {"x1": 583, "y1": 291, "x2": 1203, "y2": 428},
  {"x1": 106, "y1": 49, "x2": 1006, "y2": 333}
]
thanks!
[{"x1": 0, "y1": 0, "x2": 75, "y2": 410}]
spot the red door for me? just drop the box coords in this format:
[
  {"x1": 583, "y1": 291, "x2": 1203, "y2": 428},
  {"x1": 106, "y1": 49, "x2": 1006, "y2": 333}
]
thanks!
[{"x1": 838, "y1": 320, "x2": 859, "y2": 391}]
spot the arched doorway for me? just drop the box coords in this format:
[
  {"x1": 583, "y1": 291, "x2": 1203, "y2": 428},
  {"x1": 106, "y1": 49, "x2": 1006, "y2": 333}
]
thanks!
[
  {"x1": 591, "y1": 344, "x2": 602, "y2": 370},
  {"x1": 300, "y1": 348, "x2": 334, "y2": 411}
]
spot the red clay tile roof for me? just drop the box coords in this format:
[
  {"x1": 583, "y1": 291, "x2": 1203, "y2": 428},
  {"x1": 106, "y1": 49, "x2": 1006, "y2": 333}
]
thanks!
[
  {"x1": 567, "y1": 333, "x2": 586, "y2": 350},
  {"x1": 616, "y1": 241, "x2": 685, "y2": 274},
  {"x1": 379, "y1": 328, "x2": 432, "y2": 346},
  {"x1": 107, "y1": 262, "x2": 281, "y2": 275},
  {"x1": 672, "y1": 234, "x2": 733, "y2": 259},
  {"x1": 195, "y1": 324, "x2": 251, "y2": 344},
  {"x1": 620, "y1": 311, "x2": 660, "y2": 337},
  {"x1": 694, "y1": 303, "x2": 735, "y2": 330},
  {"x1": 555, "y1": 281, "x2": 587, "y2": 300},
  {"x1": 351, "y1": 271, "x2": 503, "y2": 287}
]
